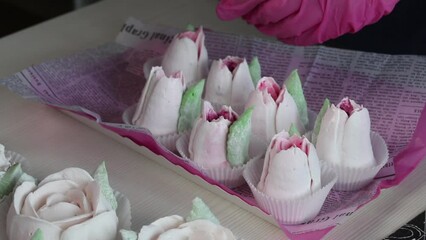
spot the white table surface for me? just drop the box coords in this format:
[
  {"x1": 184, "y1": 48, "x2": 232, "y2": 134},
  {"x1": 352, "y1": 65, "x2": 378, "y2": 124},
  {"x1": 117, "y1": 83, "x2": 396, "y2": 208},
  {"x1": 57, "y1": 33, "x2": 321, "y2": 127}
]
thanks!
[{"x1": 0, "y1": 0, "x2": 425, "y2": 239}]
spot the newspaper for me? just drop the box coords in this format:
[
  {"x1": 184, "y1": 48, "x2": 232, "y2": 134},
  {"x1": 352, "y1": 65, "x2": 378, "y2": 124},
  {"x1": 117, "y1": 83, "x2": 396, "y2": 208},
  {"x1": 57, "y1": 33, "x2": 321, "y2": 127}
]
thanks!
[{"x1": 1, "y1": 17, "x2": 425, "y2": 239}]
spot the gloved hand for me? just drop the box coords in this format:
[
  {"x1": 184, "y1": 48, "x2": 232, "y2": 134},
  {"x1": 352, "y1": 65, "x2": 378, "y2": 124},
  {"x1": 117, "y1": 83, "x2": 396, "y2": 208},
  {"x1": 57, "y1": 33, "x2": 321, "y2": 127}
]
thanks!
[{"x1": 216, "y1": 0, "x2": 399, "y2": 46}]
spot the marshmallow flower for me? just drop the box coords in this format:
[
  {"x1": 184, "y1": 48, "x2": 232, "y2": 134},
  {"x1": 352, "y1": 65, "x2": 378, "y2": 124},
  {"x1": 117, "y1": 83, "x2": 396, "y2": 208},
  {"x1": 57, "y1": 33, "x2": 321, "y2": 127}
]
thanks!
[
  {"x1": 316, "y1": 98, "x2": 375, "y2": 168},
  {"x1": 6, "y1": 164, "x2": 130, "y2": 240},
  {"x1": 137, "y1": 216, "x2": 235, "y2": 240},
  {"x1": 204, "y1": 56, "x2": 254, "y2": 111},
  {"x1": 258, "y1": 131, "x2": 321, "y2": 199},
  {"x1": 132, "y1": 67, "x2": 185, "y2": 136},
  {"x1": 161, "y1": 27, "x2": 208, "y2": 87},
  {"x1": 120, "y1": 197, "x2": 236, "y2": 240},
  {"x1": 188, "y1": 101, "x2": 238, "y2": 169},
  {"x1": 245, "y1": 77, "x2": 305, "y2": 147}
]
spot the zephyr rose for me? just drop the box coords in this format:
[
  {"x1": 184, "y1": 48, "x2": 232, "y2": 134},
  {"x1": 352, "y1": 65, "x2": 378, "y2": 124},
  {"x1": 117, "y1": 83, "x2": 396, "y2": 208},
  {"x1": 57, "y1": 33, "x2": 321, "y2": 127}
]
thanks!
[
  {"x1": 245, "y1": 77, "x2": 279, "y2": 142},
  {"x1": 258, "y1": 131, "x2": 321, "y2": 200},
  {"x1": 7, "y1": 168, "x2": 119, "y2": 240},
  {"x1": 316, "y1": 98, "x2": 375, "y2": 168},
  {"x1": 136, "y1": 216, "x2": 235, "y2": 240},
  {"x1": 161, "y1": 27, "x2": 208, "y2": 86},
  {"x1": 204, "y1": 56, "x2": 254, "y2": 107},
  {"x1": 188, "y1": 101, "x2": 238, "y2": 169},
  {"x1": 132, "y1": 67, "x2": 185, "y2": 136}
]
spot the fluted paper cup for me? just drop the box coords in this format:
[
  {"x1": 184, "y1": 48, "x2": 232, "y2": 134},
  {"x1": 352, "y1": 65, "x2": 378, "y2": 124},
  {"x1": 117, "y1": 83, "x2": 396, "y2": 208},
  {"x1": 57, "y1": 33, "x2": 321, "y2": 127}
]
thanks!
[
  {"x1": 330, "y1": 131, "x2": 389, "y2": 191},
  {"x1": 176, "y1": 135, "x2": 260, "y2": 188},
  {"x1": 243, "y1": 157, "x2": 337, "y2": 225}
]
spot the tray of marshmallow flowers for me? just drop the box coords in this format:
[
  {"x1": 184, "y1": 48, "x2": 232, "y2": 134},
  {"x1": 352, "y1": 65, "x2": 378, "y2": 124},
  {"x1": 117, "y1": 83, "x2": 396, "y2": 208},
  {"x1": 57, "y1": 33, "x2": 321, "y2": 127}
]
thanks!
[{"x1": 117, "y1": 25, "x2": 391, "y2": 236}]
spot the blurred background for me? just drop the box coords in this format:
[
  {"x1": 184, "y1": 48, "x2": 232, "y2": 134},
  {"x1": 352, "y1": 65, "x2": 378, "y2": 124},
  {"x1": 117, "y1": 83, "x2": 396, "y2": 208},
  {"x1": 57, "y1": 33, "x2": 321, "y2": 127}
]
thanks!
[
  {"x1": 1, "y1": 0, "x2": 425, "y2": 54},
  {"x1": 0, "y1": 0, "x2": 99, "y2": 37}
]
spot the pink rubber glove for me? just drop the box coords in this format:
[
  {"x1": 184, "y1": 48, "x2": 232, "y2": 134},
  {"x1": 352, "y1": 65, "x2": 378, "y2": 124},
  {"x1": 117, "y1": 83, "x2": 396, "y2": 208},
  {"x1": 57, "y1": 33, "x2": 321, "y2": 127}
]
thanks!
[{"x1": 216, "y1": 0, "x2": 399, "y2": 45}]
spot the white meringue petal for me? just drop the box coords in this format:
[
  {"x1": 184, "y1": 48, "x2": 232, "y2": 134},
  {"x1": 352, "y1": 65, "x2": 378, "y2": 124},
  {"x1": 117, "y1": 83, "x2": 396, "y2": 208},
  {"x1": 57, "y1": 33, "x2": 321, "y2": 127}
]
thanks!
[
  {"x1": 316, "y1": 105, "x2": 348, "y2": 165},
  {"x1": 138, "y1": 215, "x2": 184, "y2": 240},
  {"x1": 133, "y1": 73, "x2": 185, "y2": 135},
  {"x1": 204, "y1": 60, "x2": 233, "y2": 105},
  {"x1": 230, "y1": 59, "x2": 254, "y2": 107},
  {"x1": 162, "y1": 38, "x2": 199, "y2": 86},
  {"x1": 261, "y1": 147, "x2": 312, "y2": 199},
  {"x1": 7, "y1": 214, "x2": 61, "y2": 240},
  {"x1": 61, "y1": 210, "x2": 118, "y2": 240},
  {"x1": 275, "y1": 89, "x2": 305, "y2": 134},
  {"x1": 38, "y1": 168, "x2": 94, "y2": 187},
  {"x1": 189, "y1": 118, "x2": 231, "y2": 169},
  {"x1": 342, "y1": 108, "x2": 375, "y2": 168}
]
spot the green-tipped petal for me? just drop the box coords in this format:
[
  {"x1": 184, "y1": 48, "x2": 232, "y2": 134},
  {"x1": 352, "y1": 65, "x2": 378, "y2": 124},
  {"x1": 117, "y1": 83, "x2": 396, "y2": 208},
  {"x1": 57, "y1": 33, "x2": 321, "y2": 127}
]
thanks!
[
  {"x1": 93, "y1": 161, "x2": 117, "y2": 210},
  {"x1": 120, "y1": 229, "x2": 138, "y2": 240},
  {"x1": 289, "y1": 123, "x2": 300, "y2": 137},
  {"x1": 31, "y1": 228, "x2": 44, "y2": 240},
  {"x1": 227, "y1": 107, "x2": 253, "y2": 167},
  {"x1": 312, "y1": 98, "x2": 331, "y2": 145},
  {"x1": 0, "y1": 163, "x2": 23, "y2": 198},
  {"x1": 186, "y1": 197, "x2": 220, "y2": 225},
  {"x1": 177, "y1": 79, "x2": 205, "y2": 133},
  {"x1": 186, "y1": 24, "x2": 195, "y2": 31},
  {"x1": 284, "y1": 69, "x2": 308, "y2": 127},
  {"x1": 249, "y1": 57, "x2": 261, "y2": 86}
]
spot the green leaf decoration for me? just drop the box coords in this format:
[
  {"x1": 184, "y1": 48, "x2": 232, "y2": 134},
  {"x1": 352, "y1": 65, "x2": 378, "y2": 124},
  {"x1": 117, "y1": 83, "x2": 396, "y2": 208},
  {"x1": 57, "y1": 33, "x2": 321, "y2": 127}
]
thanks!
[
  {"x1": 312, "y1": 98, "x2": 331, "y2": 145},
  {"x1": 284, "y1": 69, "x2": 308, "y2": 127},
  {"x1": 186, "y1": 197, "x2": 220, "y2": 225},
  {"x1": 93, "y1": 161, "x2": 117, "y2": 210},
  {"x1": 227, "y1": 107, "x2": 253, "y2": 167},
  {"x1": 249, "y1": 56, "x2": 261, "y2": 86},
  {"x1": 288, "y1": 123, "x2": 300, "y2": 137},
  {"x1": 0, "y1": 163, "x2": 23, "y2": 198},
  {"x1": 186, "y1": 24, "x2": 195, "y2": 32},
  {"x1": 31, "y1": 228, "x2": 44, "y2": 240},
  {"x1": 177, "y1": 80, "x2": 205, "y2": 133},
  {"x1": 120, "y1": 229, "x2": 137, "y2": 240}
]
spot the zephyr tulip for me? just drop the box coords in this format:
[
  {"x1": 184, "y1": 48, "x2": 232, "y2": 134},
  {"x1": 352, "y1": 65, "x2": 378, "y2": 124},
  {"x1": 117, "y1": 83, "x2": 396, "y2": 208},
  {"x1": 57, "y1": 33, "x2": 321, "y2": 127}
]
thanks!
[
  {"x1": 204, "y1": 56, "x2": 254, "y2": 108},
  {"x1": 316, "y1": 98, "x2": 375, "y2": 168},
  {"x1": 132, "y1": 67, "x2": 185, "y2": 136},
  {"x1": 245, "y1": 77, "x2": 305, "y2": 144},
  {"x1": 258, "y1": 131, "x2": 321, "y2": 200},
  {"x1": 188, "y1": 101, "x2": 238, "y2": 169},
  {"x1": 7, "y1": 168, "x2": 121, "y2": 240},
  {"x1": 161, "y1": 27, "x2": 208, "y2": 86},
  {"x1": 245, "y1": 77, "x2": 279, "y2": 143}
]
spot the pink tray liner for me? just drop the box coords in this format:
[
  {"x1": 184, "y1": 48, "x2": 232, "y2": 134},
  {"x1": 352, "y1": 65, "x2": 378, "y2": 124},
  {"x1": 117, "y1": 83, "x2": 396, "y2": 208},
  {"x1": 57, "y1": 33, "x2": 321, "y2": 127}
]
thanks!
[{"x1": 57, "y1": 102, "x2": 426, "y2": 240}]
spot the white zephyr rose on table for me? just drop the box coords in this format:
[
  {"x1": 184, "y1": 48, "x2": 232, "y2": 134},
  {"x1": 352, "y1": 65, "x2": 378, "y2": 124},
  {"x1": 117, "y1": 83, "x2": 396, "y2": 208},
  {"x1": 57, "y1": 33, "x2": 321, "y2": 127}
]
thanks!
[
  {"x1": 161, "y1": 27, "x2": 208, "y2": 86},
  {"x1": 316, "y1": 97, "x2": 375, "y2": 168},
  {"x1": 188, "y1": 101, "x2": 238, "y2": 169},
  {"x1": 258, "y1": 131, "x2": 321, "y2": 199},
  {"x1": 120, "y1": 198, "x2": 236, "y2": 240},
  {"x1": 204, "y1": 56, "x2": 254, "y2": 108},
  {"x1": 6, "y1": 164, "x2": 129, "y2": 240},
  {"x1": 132, "y1": 67, "x2": 185, "y2": 136},
  {"x1": 137, "y1": 216, "x2": 235, "y2": 240}
]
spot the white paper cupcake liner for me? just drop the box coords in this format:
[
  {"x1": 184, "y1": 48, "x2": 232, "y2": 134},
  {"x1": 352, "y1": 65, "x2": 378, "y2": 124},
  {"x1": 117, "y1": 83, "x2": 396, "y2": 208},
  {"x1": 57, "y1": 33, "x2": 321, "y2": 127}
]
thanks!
[
  {"x1": 329, "y1": 131, "x2": 389, "y2": 191},
  {"x1": 243, "y1": 157, "x2": 337, "y2": 225},
  {"x1": 176, "y1": 135, "x2": 259, "y2": 188},
  {"x1": 122, "y1": 104, "x2": 183, "y2": 152}
]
